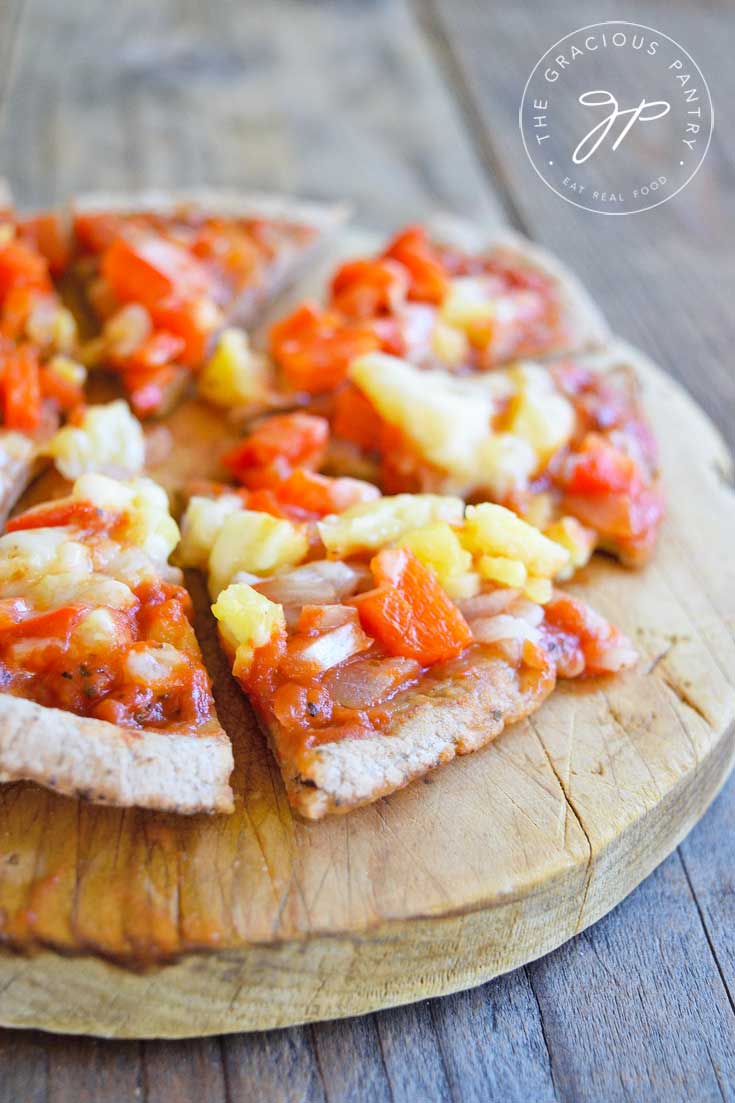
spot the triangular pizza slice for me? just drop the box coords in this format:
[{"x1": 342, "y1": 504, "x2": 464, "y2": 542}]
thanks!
[
  {"x1": 177, "y1": 415, "x2": 636, "y2": 819},
  {"x1": 68, "y1": 189, "x2": 348, "y2": 417},
  {"x1": 0, "y1": 472, "x2": 233, "y2": 813}
]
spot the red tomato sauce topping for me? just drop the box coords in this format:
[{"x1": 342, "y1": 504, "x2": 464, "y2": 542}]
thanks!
[
  {"x1": 0, "y1": 575, "x2": 215, "y2": 732},
  {"x1": 268, "y1": 224, "x2": 564, "y2": 395},
  {"x1": 73, "y1": 206, "x2": 319, "y2": 416},
  {"x1": 0, "y1": 218, "x2": 84, "y2": 434}
]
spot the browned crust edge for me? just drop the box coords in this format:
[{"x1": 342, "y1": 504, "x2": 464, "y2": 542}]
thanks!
[
  {"x1": 0, "y1": 695, "x2": 234, "y2": 814},
  {"x1": 257, "y1": 654, "x2": 554, "y2": 820}
]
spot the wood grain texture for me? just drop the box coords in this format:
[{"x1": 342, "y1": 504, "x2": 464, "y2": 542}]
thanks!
[
  {"x1": 0, "y1": 0, "x2": 734, "y2": 1095},
  {"x1": 0, "y1": 231, "x2": 733, "y2": 1035}
]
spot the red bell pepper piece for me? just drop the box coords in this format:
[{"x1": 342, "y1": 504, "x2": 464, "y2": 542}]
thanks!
[
  {"x1": 2, "y1": 344, "x2": 42, "y2": 432},
  {"x1": 353, "y1": 548, "x2": 472, "y2": 665},
  {"x1": 222, "y1": 413, "x2": 329, "y2": 488}
]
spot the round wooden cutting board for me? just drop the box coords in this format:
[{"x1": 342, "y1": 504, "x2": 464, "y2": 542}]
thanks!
[{"x1": 0, "y1": 231, "x2": 734, "y2": 1039}]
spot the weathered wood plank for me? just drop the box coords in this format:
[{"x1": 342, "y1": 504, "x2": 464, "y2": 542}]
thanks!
[
  {"x1": 309, "y1": 1017, "x2": 394, "y2": 1103},
  {"x1": 0, "y1": 1029, "x2": 48, "y2": 1103},
  {"x1": 220, "y1": 1025, "x2": 327, "y2": 1103},
  {"x1": 526, "y1": 846, "x2": 735, "y2": 1101},
  {"x1": 142, "y1": 1038, "x2": 227, "y2": 1103},
  {"x1": 430, "y1": 970, "x2": 557, "y2": 1103},
  {"x1": 44, "y1": 1034, "x2": 141, "y2": 1102},
  {"x1": 679, "y1": 781, "x2": 735, "y2": 1014},
  {"x1": 374, "y1": 1002, "x2": 453, "y2": 1103},
  {"x1": 0, "y1": 0, "x2": 501, "y2": 228}
]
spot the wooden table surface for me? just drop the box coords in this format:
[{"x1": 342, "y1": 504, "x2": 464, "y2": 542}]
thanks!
[{"x1": 0, "y1": 0, "x2": 733, "y2": 1099}]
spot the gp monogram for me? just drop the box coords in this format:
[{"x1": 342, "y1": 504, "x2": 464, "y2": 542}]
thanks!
[{"x1": 519, "y1": 22, "x2": 714, "y2": 215}]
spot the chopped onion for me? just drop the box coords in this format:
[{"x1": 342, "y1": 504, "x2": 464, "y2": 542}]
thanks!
[
  {"x1": 590, "y1": 639, "x2": 638, "y2": 673},
  {"x1": 254, "y1": 560, "x2": 370, "y2": 606},
  {"x1": 324, "y1": 657, "x2": 421, "y2": 709},
  {"x1": 281, "y1": 621, "x2": 370, "y2": 678},
  {"x1": 459, "y1": 588, "x2": 521, "y2": 620},
  {"x1": 507, "y1": 598, "x2": 544, "y2": 627},
  {"x1": 469, "y1": 614, "x2": 541, "y2": 646}
]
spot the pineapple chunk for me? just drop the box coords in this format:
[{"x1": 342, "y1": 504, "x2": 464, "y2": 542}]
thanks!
[
  {"x1": 73, "y1": 475, "x2": 179, "y2": 564},
  {"x1": 443, "y1": 571, "x2": 482, "y2": 601},
  {"x1": 73, "y1": 472, "x2": 136, "y2": 512},
  {"x1": 523, "y1": 576, "x2": 553, "y2": 604},
  {"x1": 123, "y1": 479, "x2": 180, "y2": 564},
  {"x1": 507, "y1": 366, "x2": 575, "y2": 465},
  {"x1": 48, "y1": 355, "x2": 87, "y2": 387},
  {"x1": 545, "y1": 516, "x2": 596, "y2": 581},
  {"x1": 45, "y1": 400, "x2": 145, "y2": 480},
  {"x1": 198, "y1": 328, "x2": 269, "y2": 408},
  {"x1": 477, "y1": 555, "x2": 527, "y2": 589},
  {"x1": 475, "y1": 433, "x2": 537, "y2": 499},
  {"x1": 319, "y1": 494, "x2": 464, "y2": 558},
  {"x1": 349, "y1": 354, "x2": 494, "y2": 481},
  {"x1": 212, "y1": 582, "x2": 285, "y2": 676},
  {"x1": 208, "y1": 511, "x2": 308, "y2": 598},
  {"x1": 178, "y1": 493, "x2": 244, "y2": 570},
  {"x1": 520, "y1": 491, "x2": 554, "y2": 530},
  {"x1": 430, "y1": 320, "x2": 469, "y2": 367},
  {"x1": 440, "y1": 278, "x2": 495, "y2": 331},
  {"x1": 461, "y1": 503, "x2": 570, "y2": 578},
  {"x1": 398, "y1": 521, "x2": 472, "y2": 593}
]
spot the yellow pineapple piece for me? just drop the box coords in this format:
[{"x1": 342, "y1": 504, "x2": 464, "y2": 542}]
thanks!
[
  {"x1": 523, "y1": 576, "x2": 553, "y2": 604},
  {"x1": 208, "y1": 511, "x2": 308, "y2": 598},
  {"x1": 319, "y1": 493, "x2": 464, "y2": 558},
  {"x1": 430, "y1": 320, "x2": 469, "y2": 367},
  {"x1": 349, "y1": 353, "x2": 494, "y2": 482},
  {"x1": 177, "y1": 493, "x2": 244, "y2": 570},
  {"x1": 545, "y1": 516, "x2": 596, "y2": 581},
  {"x1": 198, "y1": 328, "x2": 270, "y2": 408},
  {"x1": 475, "y1": 432, "x2": 537, "y2": 499},
  {"x1": 506, "y1": 366, "x2": 576, "y2": 465},
  {"x1": 477, "y1": 555, "x2": 527, "y2": 590},
  {"x1": 440, "y1": 278, "x2": 495, "y2": 332},
  {"x1": 398, "y1": 521, "x2": 473, "y2": 593},
  {"x1": 461, "y1": 502, "x2": 569, "y2": 578},
  {"x1": 212, "y1": 583, "x2": 285, "y2": 676}
]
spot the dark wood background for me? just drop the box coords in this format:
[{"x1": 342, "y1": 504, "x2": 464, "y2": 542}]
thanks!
[{"x1": 0, "y1": 0, "x2": 733, "y2": 1099}]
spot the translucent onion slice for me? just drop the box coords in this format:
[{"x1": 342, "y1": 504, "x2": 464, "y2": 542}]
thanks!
[
  {"x1": 459, "y1": 588, "x2": 521, "y2": 620},
  {"x1": 469, "y1": 614, "x2": 541, "y2": 646},
  {"x1": 323, "y1": 656, "x2": 421, "y2": 710},
  {"x1": 254, "y1": 560, "x2": 370, "y2": 607}
]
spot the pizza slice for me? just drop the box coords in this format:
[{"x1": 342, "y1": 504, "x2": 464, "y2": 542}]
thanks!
[
  {"x1": 327, "y1": 342, "x2": 664, "y2": 567},
  {"x1": 0, "y1": 204, "x2": 89, "y2": 521},
  {"x1": 69, "y1": 190, "x2": 348, "y2": 417},
  {"x1": 0, "y1": 472, "x2": 233, "y2": 813},
  {"x1": 177, "y1": 427, "x2": 636, "y2": 819},
  {"x1": 265, "y1": 219, "x2": 609, "y2": 397}
]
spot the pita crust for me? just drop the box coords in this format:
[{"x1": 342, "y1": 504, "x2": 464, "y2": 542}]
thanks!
[
  {"x1": 0, "y1": 695, "x2": 234, "y2": 814},
  {"x1": 259, "y1": 653, "x2": 554, "y2": 820}
]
